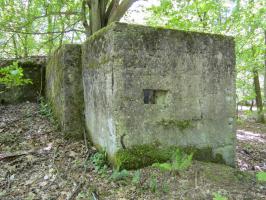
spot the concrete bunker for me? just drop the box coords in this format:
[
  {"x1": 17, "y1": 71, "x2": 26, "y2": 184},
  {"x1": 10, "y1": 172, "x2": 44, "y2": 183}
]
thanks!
[
  {"x1": 46, "y1": 44, "x2": 84, "y2": 139},
  {"x1": 0, "y1": 57, "x2": 46, "y2": 104},
  {"x1": 82, "y1": 22, "x2": 236, "y2": 169}
]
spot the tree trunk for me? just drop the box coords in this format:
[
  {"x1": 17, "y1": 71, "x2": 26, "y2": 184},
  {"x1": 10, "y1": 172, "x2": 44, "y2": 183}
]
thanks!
[
  {"x1": 264, "y1": 30, "x2": 266, "y2": 106},
  {"x1": 253, "y1": 69, "x2": 264, "y2": 122},
  {"x1": 12, "y1": 35, "x2": 18, "y2": 59},
  {"x1": 250, "y1": 100, "x2": 254, "y2": 111},
  {"x1": 82, "y1": 0, "x2": 138, "y2": 37}
]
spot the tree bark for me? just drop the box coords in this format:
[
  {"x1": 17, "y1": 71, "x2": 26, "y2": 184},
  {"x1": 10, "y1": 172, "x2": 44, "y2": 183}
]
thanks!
[
  {"x1": 82, "y1": 0, "x2": 138, "y2": 36},
  {"x1": 253, "y1": 68, "x2": 264, "y2": 122},
  {"x1": 107, "y1": 0, "x2": 137, "y2": 24},
  {"x1": 264, "y1": 30, "x2": 266, "y2": 106},
  {"x1": 12, "y1": 35, "x2": 18, "y2": 59}
]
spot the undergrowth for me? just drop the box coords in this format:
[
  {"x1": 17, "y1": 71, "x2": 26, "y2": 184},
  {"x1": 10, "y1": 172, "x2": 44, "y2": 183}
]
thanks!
[
  {"x1": 152, "y1": 149, "x2": 193, "y2": 173},
  {"x1": 256, "y1": 171, "x2": 266, "y2": 182},
  {"x1": 90, "y1": 151, "x2": 108, "y2": 174},
  {"x1": 213, "y1": 192, "x2": 228, "y2": 200}
]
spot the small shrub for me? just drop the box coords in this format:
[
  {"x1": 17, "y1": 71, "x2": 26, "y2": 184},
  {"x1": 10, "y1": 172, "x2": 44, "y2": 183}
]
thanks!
[
  {"x1": 162, "y1": 182, "x2": 170, "y2": 193},
  {"x1": 236, "y1": 118, "x2": 244, "y2": 125},
  {"x1": 0, "y1": 62, "x2": 32, "y2": 88},
  {"x1": 39, "y1": 97, "x2": 53, "y2": 118},
  {"x1": 38, "y1": 97, "x2": 59, "y2": 128},
  {"x1": 149, "y1": 175, "x2": 158, "y2": 193},
  {"x1": 90, "y1": 151, "x2": 108, "y2": 174},
  {"x1": 213, "y1": 192, "x2": 228, "y2": 200},
  {"x1": 132, "y1": 170, "x2": 141, "y2": 185},
  {"x1": 110, "y1": 169, "x2": 130, "y2": 181},
  {"x1": 256, "y1": 171, "x2": 266, "y2": 182}
]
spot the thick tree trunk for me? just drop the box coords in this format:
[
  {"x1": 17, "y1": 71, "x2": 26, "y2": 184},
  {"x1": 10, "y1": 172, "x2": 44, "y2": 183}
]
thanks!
[
  {"x1": 82, "y1": 0, "x2": 138, "y2": 37},
  {"x1": 253, "y1": 69, "x2": 264, "y2": 122}
]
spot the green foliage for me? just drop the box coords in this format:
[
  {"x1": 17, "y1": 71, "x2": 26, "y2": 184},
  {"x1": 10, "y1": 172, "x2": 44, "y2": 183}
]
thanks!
[
  {"x1": 39, "y1": 97, "x2": 53, "y2": 118},
  {"x1": 162, "y1": 182, "x2": 170, "y2": 193},
  {"x1": 115, "y1": 144, "x2": 175, "y2": 169},
  {"x1": 152, "y1": 149, "x2": 193, "y2": 172},
  {"x1": 236, "y1": 118, "x2": 244, "y2": 125},
  {"x1": 213, "y1": 192, "x2": 228, "y2": 200},
  {"x1": 38, "y1": 97, "x2": 59, "y2": 129},
  {"x1": 256, "y1": 171, "x2": 266, "y2": 182},
  {"x1": 148, "y1": 175, "x2": 158, "y2": 193},
  {"x1": 90, "y1": 151, "x2": 108, "y2": 174},
  {"x1": 132, "y1": 170, "x2": 141, "y2": 185},
  {"x1": 110, "y1": 169, "x2": 130, "y2": 182},
  {"x1": 0, "y1": 0, "x2": 83, "y2": 58},
  {"x1": 0, "y1": 62, "x2": 32, "y2": 88}
]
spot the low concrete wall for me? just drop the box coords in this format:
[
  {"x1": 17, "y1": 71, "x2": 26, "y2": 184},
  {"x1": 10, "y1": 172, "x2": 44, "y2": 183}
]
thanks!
[
  {"x1": 46, "y1": 44, "x2": 84, "y2": 139},
  {"x1": 0, "y1": 57, "x2": 46, "y2": 104},
  {"x1": 82, "y1": 22, "x2": 236, "y2": 168}
]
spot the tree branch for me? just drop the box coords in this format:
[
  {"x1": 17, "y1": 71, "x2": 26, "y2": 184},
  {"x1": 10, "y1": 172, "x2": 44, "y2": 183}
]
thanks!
[
  {"x1": 107, "y1": 0, "x2": 138, "y2": 24},
  {"x1": 105, "y1": 0, "x2": 120, "y2": 24},
  {"x1": 82, "y1": 0, "x2": 91, "y2": 37}
]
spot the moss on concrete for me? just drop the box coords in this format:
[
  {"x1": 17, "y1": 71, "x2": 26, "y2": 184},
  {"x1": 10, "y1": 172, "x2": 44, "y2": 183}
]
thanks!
[
  {"x1": 157, "y1": 119, "x2": 192, "y2": 131},
  {"x1": 114, "y1": 144, "x2": 176, "y2": 170},
  {"x1": 113, "y1": 144, "x2": 226, "y2": 170}
]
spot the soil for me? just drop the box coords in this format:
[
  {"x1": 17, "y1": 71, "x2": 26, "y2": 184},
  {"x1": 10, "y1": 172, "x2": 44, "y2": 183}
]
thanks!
[{"x1": 0, "y1": 103, "x2": 266, "y2": 200}]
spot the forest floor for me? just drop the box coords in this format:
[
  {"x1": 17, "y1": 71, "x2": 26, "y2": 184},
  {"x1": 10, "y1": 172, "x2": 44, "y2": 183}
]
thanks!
[{"x1": 0, "y1": 103, "x2": 266, "y2": 200}]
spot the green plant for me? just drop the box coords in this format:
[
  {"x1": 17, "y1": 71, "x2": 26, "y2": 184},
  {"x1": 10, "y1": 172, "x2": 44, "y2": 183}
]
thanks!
[
  {"x1": 152, "y1": 149, "x2": 193, "y2": 172},
  {"x1": 110, "y1": 169, "x2": 130, "y2": 182},
  {"x1": 162, "y1": 182, "x2": 169, "y2": 193},
  {"x1": 243, "y1": 110, "x2": 254, "y2": 117},
  {"x1": 149, "y1": 175, "x2": 158, "y2": 193},
  {"x1": 132, "y1": 170, "x2": 141, "y2": 185},
  {"x1": 256, "y1": 171, "x2": 266, "y2": 182},
  {"x1": 213, "y1": 192, "x2": 228, "y2": 200},
  {"x1": 0, "y1": 62, "x2": 32, "y2": 89},
  {"x1": 39, "y1": 97, "x2": 53, "y2": 118},
  {"x1": 236, "y1": 118, "x2": 244, "y2": 125},
  {"x1": 90, "y1": 151, "x2": 108, "y2": 174}
]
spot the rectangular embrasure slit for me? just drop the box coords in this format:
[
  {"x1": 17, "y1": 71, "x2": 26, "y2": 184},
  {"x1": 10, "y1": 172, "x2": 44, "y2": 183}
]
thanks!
[{"x1": 143, "y1": 89, "x2": 168, "y2": 104}]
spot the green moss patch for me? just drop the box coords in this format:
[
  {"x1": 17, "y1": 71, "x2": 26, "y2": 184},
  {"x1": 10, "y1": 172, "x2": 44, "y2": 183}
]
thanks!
[
  {"x1": 114, "y1": 144, "x2": 176, "y2": 170},
  {"x1": 156, "y1": 119, "x2": 192, "y2": 130},
  {"x1": 113, "y1": 144, "x2": 227, "y2": 170}
]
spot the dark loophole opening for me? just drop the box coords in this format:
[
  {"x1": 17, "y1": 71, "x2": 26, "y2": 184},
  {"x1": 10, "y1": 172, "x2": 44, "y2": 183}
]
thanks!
[{"x1": 143, "y1": 89, "x2": 168, "y2": 104}]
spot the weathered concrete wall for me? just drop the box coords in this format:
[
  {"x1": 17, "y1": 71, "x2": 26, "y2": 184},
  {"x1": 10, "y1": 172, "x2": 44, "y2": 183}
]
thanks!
[
  {"x1": 0, "y1": 57, "x2": 46, "y2": 104},
  {"x1": 46, "y1": 44, "x2": 84, "y2": 139},
  {"x1": 82, "y1": 22, "x2": 236, "y2": 168}
]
